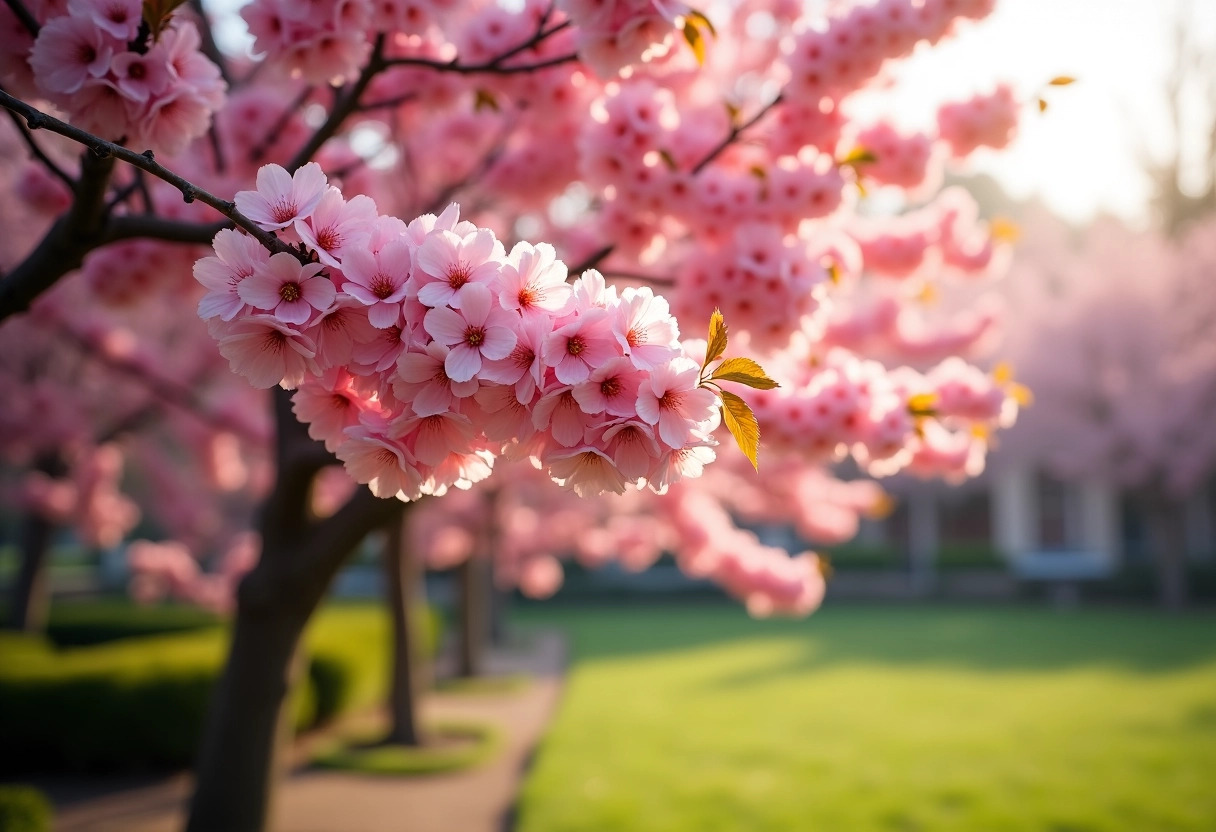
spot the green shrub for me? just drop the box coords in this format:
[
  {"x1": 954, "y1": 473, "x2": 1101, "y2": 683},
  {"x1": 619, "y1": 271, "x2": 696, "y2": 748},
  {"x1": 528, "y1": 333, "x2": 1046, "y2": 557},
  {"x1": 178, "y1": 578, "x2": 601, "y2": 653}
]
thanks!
[
  {"x1": 47, "y1": 599, "x2": 221, "y2": 647},
  {"x1": 0, "y1": 785, "x2": 52, "y2": 832},
  {"x1": 0, "y1": 601, "x2": 442, "y2": 772},
  {"x1": 0, "y1": 630, "x2": 223, "y2": 772}
]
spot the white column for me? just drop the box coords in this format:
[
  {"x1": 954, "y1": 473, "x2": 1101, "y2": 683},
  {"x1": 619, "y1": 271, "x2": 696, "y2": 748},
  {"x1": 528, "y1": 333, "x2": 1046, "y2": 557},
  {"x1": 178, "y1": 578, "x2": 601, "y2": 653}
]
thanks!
[
  {"x1": 908, "y1": 488, "x2": 939, "y2": 594},
  {"x1": 1184, "y1": 487, "x2": 1213, "y2": 562},
  {"x1": 992, "y1": 465, "x2": 1038, "y2": 561},
  {"x1": 1078, "y1": 480, "x2": 1121, "y2": 566}
]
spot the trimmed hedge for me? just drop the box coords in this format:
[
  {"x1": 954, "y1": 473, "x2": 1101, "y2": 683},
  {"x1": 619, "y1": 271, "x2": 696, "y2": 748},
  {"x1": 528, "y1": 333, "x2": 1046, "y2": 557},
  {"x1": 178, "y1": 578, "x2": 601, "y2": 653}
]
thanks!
[
  {"x1": 0, "y1": 601, "x2": 441, "y2": 774},
  {"x1": 46, "y1": 600, "x2": 221, "y2": 647},
  {"x1": 0, "y1": 785, "x2": 52, "y2": 832}
]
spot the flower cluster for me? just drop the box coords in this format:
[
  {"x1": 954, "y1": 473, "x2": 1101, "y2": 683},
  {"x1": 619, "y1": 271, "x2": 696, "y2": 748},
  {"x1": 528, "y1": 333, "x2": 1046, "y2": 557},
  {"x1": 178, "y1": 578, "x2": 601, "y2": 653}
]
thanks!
[
  {"x1": 936, "y1": 83, "x2": 1020, "y2": 158},
  {"x1": 25, "y1": 0, "x2": 225, "y2": 156},
  {"x1": 198, "y1": 163, "x2": 724, "y2": 500}
]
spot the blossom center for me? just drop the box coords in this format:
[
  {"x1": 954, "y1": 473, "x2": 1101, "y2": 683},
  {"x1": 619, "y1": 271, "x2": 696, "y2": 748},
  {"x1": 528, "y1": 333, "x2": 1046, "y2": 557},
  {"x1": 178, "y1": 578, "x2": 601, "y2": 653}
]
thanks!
[
  {"x1": 279, "y1": 282, "x2": 302, "y2": 302},
  {"x1": 270, "y1": 198, "x2": 298, "y2": 224},
  {"x1": 626, "y1": 326, "x2": 647, "y2": 347},
  {"x1": 465, "y1": 326, "x2": 486, "y2": 347},
  {"x1": 658, "y1": 390, "x2": 681, "y2": 410},
  {"x1": 518, "y1": 286, "x2": 539, "y2": 308},
  {"x1": 600, "y1": 377, "x2": 621, "y2": 397},
  {"x1": 316, "y1": 226, "x2": 341, "y2": 251},
  {"x1": 447, "y1": 262, "x2": 472, "y2": 289},
  {"x1": 370, "y1": 274, "x2": 396, "y2": 299},
  {"x1": 566, "y1": 335, "x2": 586, "y2": 356},
  {"x1": 78, "y1": 44, "x2": 97, "y2": 65},
  {"x1": 127, "y1": 62, "x2": 146, "y2": 80}
]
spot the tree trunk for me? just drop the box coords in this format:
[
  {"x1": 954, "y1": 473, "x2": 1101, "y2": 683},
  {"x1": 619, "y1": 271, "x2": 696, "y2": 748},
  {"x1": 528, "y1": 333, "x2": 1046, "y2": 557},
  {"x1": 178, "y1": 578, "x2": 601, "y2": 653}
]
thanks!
[
  {"x1": 6, "y1": 454, "x2": 65, "y2": 634},
  {"x1": 186, "y1": 389, "x2": 405, "y2": 832},
  {"x1": 456, "y1": 557, "x2": 488, "y2": 678},
  {"x1": 381, "y1": 517, "x2": 426, "y2": 746},
  {"x1": 185, "y1": 588, "x2": 310, "y2": 832},
  {"x1": 1147, "y1": 498, "x2": 1188, "y2": 611},
  {"x1": 7, "y1": 511, "x2": 53, "y2": 633}
]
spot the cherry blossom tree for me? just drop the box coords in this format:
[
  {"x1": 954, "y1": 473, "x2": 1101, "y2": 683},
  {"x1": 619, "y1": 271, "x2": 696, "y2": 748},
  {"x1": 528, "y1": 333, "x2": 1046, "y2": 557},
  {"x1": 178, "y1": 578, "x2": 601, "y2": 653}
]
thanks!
[
  {"x1": 0, "y1": 0, "x2": 1030, "y2": 828},
  {"x1": 1002, "y1": 212, "x2": 1216, "y2": 609}
]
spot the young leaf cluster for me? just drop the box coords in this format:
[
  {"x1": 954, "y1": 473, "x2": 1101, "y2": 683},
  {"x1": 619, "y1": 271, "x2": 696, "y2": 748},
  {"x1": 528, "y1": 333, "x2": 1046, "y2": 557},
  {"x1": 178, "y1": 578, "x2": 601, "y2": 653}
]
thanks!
[{"x1": 698, "y1": 309, "x2": 779, "y2": 470}]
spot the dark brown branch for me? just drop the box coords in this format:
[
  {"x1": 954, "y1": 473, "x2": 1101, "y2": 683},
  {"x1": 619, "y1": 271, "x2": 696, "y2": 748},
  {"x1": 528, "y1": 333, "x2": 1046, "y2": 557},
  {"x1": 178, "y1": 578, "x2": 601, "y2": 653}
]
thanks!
[
  {"x1": 285, "y1": 36, "x2": 386, "y2": 173},
  {"x1": 0, "y1": 149, "x2": 113, "y2": 320},
  {"x1": 385, "y1": 51, "x2": 577, "y2": 75},
  {"x1": 4, "y1": 107, "x2": 74, "y2": 187},
  {"x1": 104, "y1": 215, "x2": 228, "y2": 245},
  {"x1": 251, "y1": 85, "x2": 313, "y2": 163},
  {"x1": 3, "y1": 0, "x2": 38, "y2": 37},
  {"x1": 569, "y1": 243, "x2": 615, "y2": 275},
  {"x1": 188, "y1": 0, "x2": 233, "y2": 88},
  {"x1": 0, "y1": 89, "x2": 290, "y2": 255},
  {"x1": 691, "y1": 93, "x2": 784, "y2": 174}
]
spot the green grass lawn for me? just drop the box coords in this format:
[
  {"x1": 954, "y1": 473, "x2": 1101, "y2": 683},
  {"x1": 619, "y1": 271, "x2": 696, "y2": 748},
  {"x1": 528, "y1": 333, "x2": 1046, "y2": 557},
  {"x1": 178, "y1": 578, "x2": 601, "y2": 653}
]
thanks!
[{"x1": 513, "y1": 603, "x2": 1216, "y2": 832}]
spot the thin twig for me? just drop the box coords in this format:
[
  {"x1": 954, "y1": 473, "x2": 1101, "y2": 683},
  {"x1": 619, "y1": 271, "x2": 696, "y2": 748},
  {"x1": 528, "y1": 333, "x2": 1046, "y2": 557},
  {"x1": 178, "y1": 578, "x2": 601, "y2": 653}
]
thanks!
[
  {"x1": 0, "y1": 88, "x2": 293, "y2": 257},
  {"x1": 3, "y1": 0, "x2": 38, "y2": 37},
  {"x1": 251, "y1": 85, "x2": 313, "y2": 163},
  {"x1": 569, "y1": 243, "x2": 615, "y2": 275},
  {"x1": 4, "y1": 107, "x2": 74, "y2": 188},
  {"x1": 384, "y1": 19, "x2": 573, "y2": 74},
  {"x1": 691, "y1": 93, "x2": 784, "y2": 174}
]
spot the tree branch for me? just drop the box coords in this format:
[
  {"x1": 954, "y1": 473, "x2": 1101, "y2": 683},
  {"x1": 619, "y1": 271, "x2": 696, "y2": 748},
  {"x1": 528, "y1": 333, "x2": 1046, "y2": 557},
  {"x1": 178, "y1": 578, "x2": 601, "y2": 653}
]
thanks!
[
  {"x1": 0, "y1": 89, "x2": 290, "y2": 255},
  {"x1": 286, "y1": 36, "x2": 386, "y2": 173},
  {"x1": 104, "y1": 215, "x2": 228, "y2": 245},
  {"x1": 691, "y1": 93, "x2": 784, "y2": 175},
  {"x1": 2, "y1": 0, "x2": 38, "y2": 37},
  {"x1": 4, "y1": 107, "x2": 74, "y2": 187}
]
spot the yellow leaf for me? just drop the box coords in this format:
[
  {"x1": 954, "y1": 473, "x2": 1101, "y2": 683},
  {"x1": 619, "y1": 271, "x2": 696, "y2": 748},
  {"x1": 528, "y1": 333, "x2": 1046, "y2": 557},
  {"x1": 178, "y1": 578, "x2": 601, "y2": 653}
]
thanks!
[
  {"x1": 1010, "y1": 382, "x2": 1034, "y2": 407},
  {"x1": 683, "y1": 21, "x2": 706, "y2": 65},
  {"x1": 856, "y1": 179, "x2": 868, "y2": 198},
  {"x1": 474, "y1": 89, "x2": 499, "y2": 112},
  {"x1": 908, "y1": 391, "x2": 939, "y2": 418},
  {"x1": 915, "y1": 282, "x2": 938, "y2": 304},
  {"x1": 711, "y1": 357, "x2": 780, "y2": 390},
  {"x1": 971, "y1": 423, "x2": 990, "y2": 440},
  {"x1": 748, "y1": 165, "x2": 768, "y2": 180},
  {"x1": 704, "y1": 308, "x2": 727, "y2": 368},
  {"x1": 990, "y1": 217, "x2": 1021, "y2": 243},
  {"x1": 658, "y1": 148, "x2": 678, "y2": 170},
  {"x1": 687, "y1": 9, "x2": 717, "y2": 37},
  {"x1": 1038, "y1": 97, "x2": 1048, "y2": 112},
  {"x1": 142, "y1": 0, "x2": 188, "y2": 39},
  {"x1": 725, "y1": 101, "x2": 741, "y2": 127},
  {"x1": 827, "y1": 262, "x2": 841, "y2": 285},
  {"x1": 992, "y1": 361, "x2": 1014, "y2": 384},
  {"x1": 839, "y1": 146, "x2": 878, "y2": 166},
  {"x1": 864, "y1": 491, "x2": 896, "y2": 521},
  {"x1": 721, "y1": 390, "x2": 761, "y2": 470},
  {"x1": 815, "y1": 554, "x2": 834, "y2": 580},
  {"x1": 1048, "y1": 75, "x2": 1076, "y2": 86}
]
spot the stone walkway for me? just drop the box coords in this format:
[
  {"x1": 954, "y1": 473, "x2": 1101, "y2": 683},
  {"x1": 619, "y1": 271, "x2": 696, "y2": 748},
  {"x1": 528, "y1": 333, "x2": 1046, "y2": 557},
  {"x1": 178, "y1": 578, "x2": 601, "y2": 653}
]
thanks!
[{"x1": 44, "y1": 631, "x2": 567, "y2": 832}]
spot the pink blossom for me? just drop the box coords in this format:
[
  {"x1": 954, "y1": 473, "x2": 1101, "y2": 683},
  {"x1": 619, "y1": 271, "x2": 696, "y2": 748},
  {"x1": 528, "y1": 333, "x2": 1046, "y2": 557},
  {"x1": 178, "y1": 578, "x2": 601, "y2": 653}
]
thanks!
[
  {"x1": 635, "y1": 356, "x2": 719, "y2": 448},
  {"x1": 194, "y1": 229, "x2": 271, "y2": 321},
  {"x1": 340, "y1": 237, "x2": 412, "y2": 327},
  {"x1": 422, "y1": 283, "x2": 519, "y2": 382},
  {"x1": 211, "y1": 315, "x2": 319, "y2": 389},
  {"x1": 546, "y1": 447, "x2": 628, "y2": 496},
  {"x1": 68, "y1": 0, "x2": 142, "y2": 40},
  {"x1": 498, "y1": 241, "x2": 572, "y2": 319},
  {"x1": 572, "y1": 356, "x2": 644, "y2": 416},
  {"x1": 295, "y1": 188, "x2": 377, "y2": 268},
  {"x1": 394, "y1": 342, "x2": 479, "y2": 417},
  {"x1": 336, "y1": 426, "x2": 424, "y2": 500},
  {"x1": 542, "y1": 308, "x2": 619, "y2": 384},
  {"x1": 235, "y1": 162, "x2": 328, "y2": 230},
  {"x1": 238, "y1": 252, "x2": 335, "y2": 325},
  {"x1": 109, "y1": 51, "x2": 172, "y2": 103},
  {"x1": 612, "y1": 286, "x2": 679, "y2": 370},
  {"x1": 480, "y1": 316, "x2": 552, "y2": 405},
  {"x1": 413, "y1": 227, "x2": 505, "y2": 309},
  {"x1": 29, "y1": 15, "x2": 115, "y2": 95}
]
